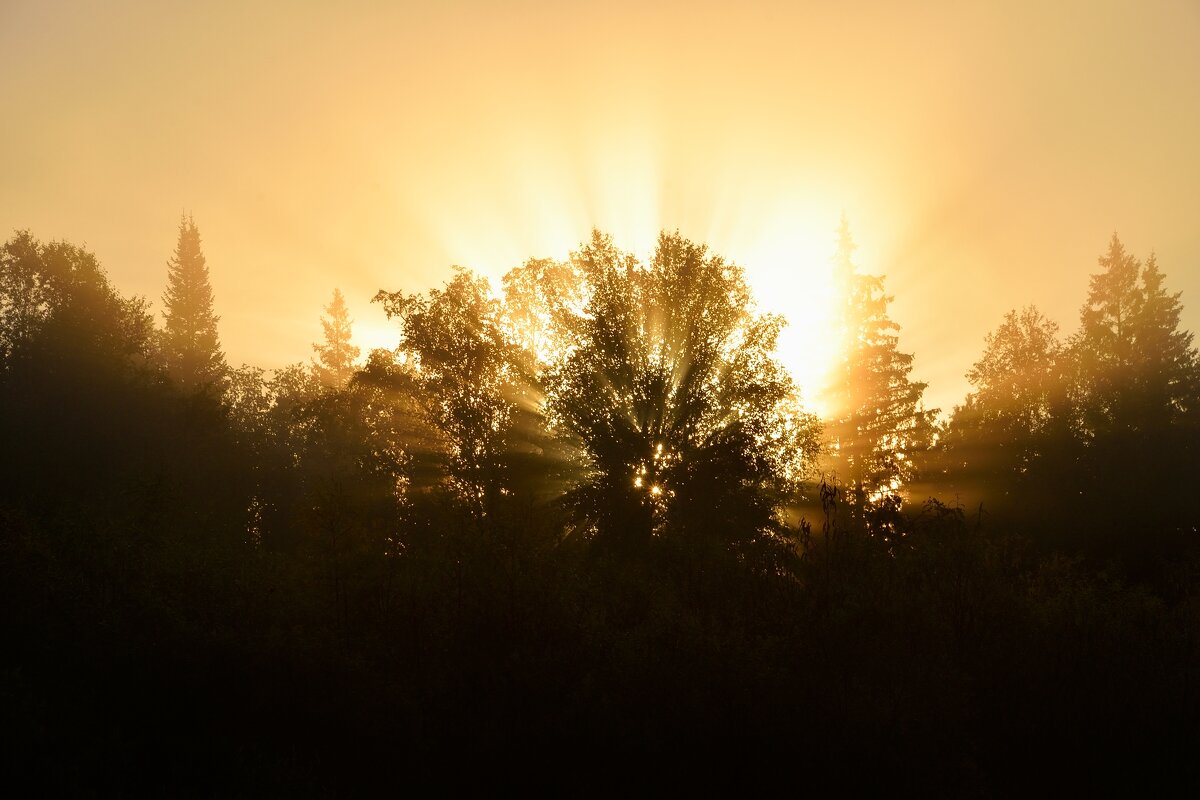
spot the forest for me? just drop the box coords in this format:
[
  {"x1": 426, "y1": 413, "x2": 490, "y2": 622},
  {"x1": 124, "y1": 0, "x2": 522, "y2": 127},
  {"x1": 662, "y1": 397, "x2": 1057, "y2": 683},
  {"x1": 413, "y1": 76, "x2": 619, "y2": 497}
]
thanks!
[{"x1": 2, "y1": 217, "x2": 1199, "y2": 793}]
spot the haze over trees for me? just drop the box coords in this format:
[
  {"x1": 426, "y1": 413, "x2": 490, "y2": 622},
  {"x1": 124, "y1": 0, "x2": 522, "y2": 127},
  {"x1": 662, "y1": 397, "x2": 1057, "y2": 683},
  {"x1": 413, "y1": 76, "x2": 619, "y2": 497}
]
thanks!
[
  {"x1": 2, "y1": 219, "x2": 1199, "y2": 793},
  {"x1": 924, "y1": 234, "x2": 1200, "y2": 561}
]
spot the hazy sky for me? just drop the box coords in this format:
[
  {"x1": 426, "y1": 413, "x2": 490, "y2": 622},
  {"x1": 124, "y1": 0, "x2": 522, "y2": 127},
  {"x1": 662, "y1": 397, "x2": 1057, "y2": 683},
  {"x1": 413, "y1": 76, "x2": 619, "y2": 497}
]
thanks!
[{"x1": 2, "y1": 0, "x2": 1198, "y2": 414}]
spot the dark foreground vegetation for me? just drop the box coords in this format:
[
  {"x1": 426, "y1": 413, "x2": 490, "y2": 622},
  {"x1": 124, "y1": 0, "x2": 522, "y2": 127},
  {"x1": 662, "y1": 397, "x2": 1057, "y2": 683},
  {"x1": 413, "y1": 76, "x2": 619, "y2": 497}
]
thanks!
[{"x1": 2, "y1": 220, "x2": 1199, "y2": 793}]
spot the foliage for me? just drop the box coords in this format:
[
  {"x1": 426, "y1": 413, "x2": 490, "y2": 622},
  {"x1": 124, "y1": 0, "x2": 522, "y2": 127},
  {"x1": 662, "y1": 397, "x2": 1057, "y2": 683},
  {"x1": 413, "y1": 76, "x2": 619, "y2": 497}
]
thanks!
[
  {"x1": 373, "y1": 268, "x2": 549, "y2": 519},
  {"x1": 500, "y1": 256, "x2": 585, "y2": 370},
  {"x1": 1131, "y1": 252, "x2": 1200, "y2": 425},
  {"x1": 3, "y1": 226, "x2": 1200, "y2": 793},
  {"x1": 824, "y1": 218, "x2": 936, "y2": 524},
  {"x1": 160, "y1": 215, "x2": 227, "y2": 393},
  {"x1": 932, "y1": 306, "x2": 1073, "y2": 509},
  {"x1": 0, "y1": 233, "x2": 162, "y2": 518},
  {"x1": 1070, "y1": 235, "x2": 1200, "y2": 547},
  {"x1": 0, "y1": 231, "x2": 154, "y2": 373},
  {"x1": 543, "y1": 230, "x2": 820, "y2": 563},
  {"x1": 311, "y1": 288, "x2": 361, "y2": 388},
  {"x1": 1075, "y1": 233, "x2": 1148, "y2": 437},
  {"x1": 931, "y1": 233, "x2": 1200, "y2": 562}
]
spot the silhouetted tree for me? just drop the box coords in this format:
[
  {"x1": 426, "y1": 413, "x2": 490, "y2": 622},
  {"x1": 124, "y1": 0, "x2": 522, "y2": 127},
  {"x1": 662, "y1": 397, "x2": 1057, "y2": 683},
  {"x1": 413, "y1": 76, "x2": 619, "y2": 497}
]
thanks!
[
  {"x1": 374, "y1": 268, "x2": 536, "y2": 520},
  {"x1": 0, "y1": 232, "x2": 50, "y2": 367},
  {"x1": 290, "y1": 379, "x2": 408, "y2": 633},
  {"x1": 1074, "y1": 233, "x2": 1142, "y2": 439},
  {"x1": 934, "y1": 306, "x2": 1073, "y2": 510},
  {"x1": 1071, "y1": 236, "x2": 1200, "y2": 548},
  {"x1": 824, "y1": 218, "x2": 935, "y2": 527},
  {"x1": 1, "y1": 231, "x2": 153, "y2": 373},
  {"x1": 161, "y1": 215, "x2": 226, "y2": 393},
  {"x1": 0, "y1": 231, "x2": 249, "y2": 545},
  {"x1": 1129, "y1": 251, "x2": 1200, "y2": 427},
  {"x1": 4, "y1": 226, "x2": 1200, "y2": 795},
  {"x1": 1070, "y1": 233, "x2": 1200, "y2": 448},
  {"x1": 501, "y1": 256, "x2": 585, "y2": 370},
  {"x1": 312, "y1": 288, "x2": 361, "y2": 388},
  {"x1": 544, "y1": 230, "x2": 819, "y2": 562}
]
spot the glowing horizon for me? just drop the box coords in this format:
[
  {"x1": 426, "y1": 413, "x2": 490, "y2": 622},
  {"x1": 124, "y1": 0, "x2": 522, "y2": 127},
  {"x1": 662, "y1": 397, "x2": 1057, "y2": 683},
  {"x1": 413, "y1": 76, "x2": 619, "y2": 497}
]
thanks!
[
  {"x1": 359, "y1": 216, "x2": 845, "y2": 417},
  {"x1": 2, "y1": 0, "x2": 1198, "y2": 419}
]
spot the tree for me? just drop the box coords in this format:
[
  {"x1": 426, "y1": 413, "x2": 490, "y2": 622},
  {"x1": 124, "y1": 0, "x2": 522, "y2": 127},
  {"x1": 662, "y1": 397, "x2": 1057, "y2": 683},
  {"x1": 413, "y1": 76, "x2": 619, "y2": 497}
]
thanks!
[
  {"x1": 1071, "y1": 234, "x2": 1200, "y2": 444},
  {"x1": 374, "y1": 267, "x2": 537, "y2": 520},
  {"x1": 312, "y1": 288, "x2": 361, "y2": 388},
  {"x1": 1, "y1": 231, "x2": 154, "y2": 373},
  {"x1": 501, "y1": 256, "x2": 586, "y2": 370},
  {"x1": 823, "y1": 218, "x2": 936, "y2": 526},
  {"x1": 934, "y1": 306, "x2": 1071, "y2": 510},
  {"x1": 160, "y1": 215, "x2": 226, "y2": 392},
  {"x1": 543, "y1": 230, "x2": 819, "y2": 562},
  {"x1": 1073, "y1": 233, "x2": 1142, "y2": 438},
  {"x1": 1129, "y1": 251, "x2": 1199, "y2": 428},
  {"x1": 287, "y1": 376, "x2": 409, "y2": 632},
  {"x1": 964, "y1": 307, "x2": 1064, "y2": 434},
  {"x1": 1060, "y1": 234, "x2": 1200, "y2": 557},
  {"x1": 0, "y1": 233, "x2": 169, "y2": 521}
]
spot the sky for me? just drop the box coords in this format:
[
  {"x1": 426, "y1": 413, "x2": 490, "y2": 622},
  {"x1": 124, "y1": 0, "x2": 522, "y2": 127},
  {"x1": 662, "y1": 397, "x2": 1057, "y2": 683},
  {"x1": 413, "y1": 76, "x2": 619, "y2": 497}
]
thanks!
[{"x1": 2, "y1": 0, "x2": 1198, "y2": 415}]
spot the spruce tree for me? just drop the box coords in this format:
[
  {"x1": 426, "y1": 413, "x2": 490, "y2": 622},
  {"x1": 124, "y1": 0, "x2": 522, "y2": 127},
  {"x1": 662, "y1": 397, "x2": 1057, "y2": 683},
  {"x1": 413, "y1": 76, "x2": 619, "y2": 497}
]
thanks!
[
  {"x1": 824, "y1": 218, "x2": 936, "y2": 523},
  {"x1": 161, "y1": 215, "x2": 226, "y2": 392},
  {"x1": 1074, "y1": 235, "x2": 1200, "y2": 434},
  {"x1": 1072, "y1": 235, "x2": 1200, "y2": 544},
  {"x1": 1130, "y1": 251, "x2": 1199, "y2": 427},
  {"x1": 1075, "y1": 233, "x2": 1141, "y2": 435},
  {"x1": 312, "y1": 288, "x2": 361, "y2": 388}
]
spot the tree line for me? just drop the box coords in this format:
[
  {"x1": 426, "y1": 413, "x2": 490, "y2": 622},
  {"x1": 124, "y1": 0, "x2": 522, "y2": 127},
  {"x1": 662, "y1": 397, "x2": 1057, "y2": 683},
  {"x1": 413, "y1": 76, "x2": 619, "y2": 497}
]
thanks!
[{"x1": 1, "y1": 216, "x2": 1198, "y2": 792}]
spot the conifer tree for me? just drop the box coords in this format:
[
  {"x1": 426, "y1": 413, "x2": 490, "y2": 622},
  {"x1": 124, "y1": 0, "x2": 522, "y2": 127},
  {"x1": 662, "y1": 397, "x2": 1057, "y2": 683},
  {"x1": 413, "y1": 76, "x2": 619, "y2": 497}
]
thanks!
[
  {"x1": 160, "y1": 215, "x2": 226, "y2": 392},
  {"x1": 1075, "y1": 233, "x2": 1141, "y2": 435},
  {"x1": 1075, "y1": 235, "x2": 1199, "y2": 432},
  {"x1": 824, "y1": 217, "x2": 936, "y2": 522},
  {"x1": 1071, "y1": 234, "x2": 1200, "y2": 543},
  {"x1": 1130, "y1": 252, "x2": 1199, "y2": 427},
  {"x1": 312, "y1": 288, "x2": 361, "y2": 388}
]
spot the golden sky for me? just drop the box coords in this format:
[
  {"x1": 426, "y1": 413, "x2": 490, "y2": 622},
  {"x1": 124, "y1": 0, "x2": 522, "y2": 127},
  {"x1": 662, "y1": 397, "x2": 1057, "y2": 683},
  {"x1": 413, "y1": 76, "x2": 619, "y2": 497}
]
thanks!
[{"x1": 2, "y1": 0, "x2": 1198, "y2": 415}]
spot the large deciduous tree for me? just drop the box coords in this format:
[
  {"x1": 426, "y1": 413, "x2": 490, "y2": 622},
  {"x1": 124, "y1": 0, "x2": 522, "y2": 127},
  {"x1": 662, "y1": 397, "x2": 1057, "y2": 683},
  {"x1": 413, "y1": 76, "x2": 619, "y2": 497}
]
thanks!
[
  {"x1": 1, "y1": 231, "x2": 154, "y2": 373},
  {"x1": 933, "y1": 306, "x2": 1073, "y2": 511},
  {"x1": 544, "y1": 230, "x2": 818, "y2": 562},
  {"x1": 160, "y1": 215, "x2": 226, "y2": 393},
  {"x1": 374, "y1": 268, "x2": 540, "y2": 520},
  {"x1": 501, "y1": 256, "x2": 586, "y2": 371}
]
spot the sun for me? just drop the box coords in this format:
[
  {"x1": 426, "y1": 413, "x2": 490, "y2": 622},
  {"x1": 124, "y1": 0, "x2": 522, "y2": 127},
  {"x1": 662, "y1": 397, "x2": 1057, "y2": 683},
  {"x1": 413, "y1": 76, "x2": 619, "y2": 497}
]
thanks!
[
  {"x1": 718, "y1": 219, "x2": 841, "y2": 419},
  {"x1": 369, "y1": 217, "x2": 844, "y2": 419},
  {"x1": 379, "y1": 122, "x2": 844, "y2": 419},
  {"x1": 351, "y1": 316, "x2": 405, "y2": 358}
]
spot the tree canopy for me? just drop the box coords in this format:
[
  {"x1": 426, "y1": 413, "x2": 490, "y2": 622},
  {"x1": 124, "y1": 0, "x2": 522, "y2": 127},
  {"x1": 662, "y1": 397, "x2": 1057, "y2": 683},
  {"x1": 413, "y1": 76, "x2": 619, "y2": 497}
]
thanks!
[
  {"x1": 5, "y1": 222, "x2": 1200, "y2": 794},
  {"x1": 543, "y1": 230, "x2": 819, "y2": 560}
]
